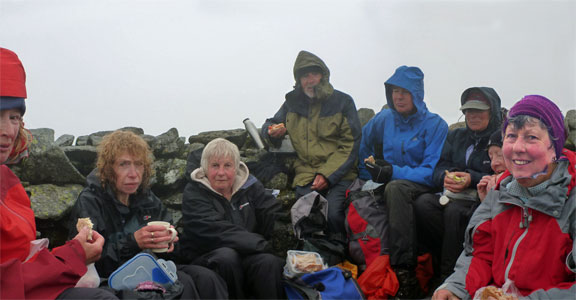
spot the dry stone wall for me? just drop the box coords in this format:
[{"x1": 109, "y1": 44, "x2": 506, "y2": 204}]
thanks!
[{"x1": 9, "y1": 108, "x2": 575, "y2": 257}]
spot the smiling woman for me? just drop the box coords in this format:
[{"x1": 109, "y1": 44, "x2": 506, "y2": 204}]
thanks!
[{"x1": 433, "y1": 95, "x2": 576, "y2": 300}]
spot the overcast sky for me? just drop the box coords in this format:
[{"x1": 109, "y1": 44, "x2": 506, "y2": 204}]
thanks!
[{"x1": 1, "y1": 0, "x2": 575, "y2": 140}]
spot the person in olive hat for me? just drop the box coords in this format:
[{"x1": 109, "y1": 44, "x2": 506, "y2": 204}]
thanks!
[{"x1": 262, "y1": 50, "x2": 362, "y2": 243}]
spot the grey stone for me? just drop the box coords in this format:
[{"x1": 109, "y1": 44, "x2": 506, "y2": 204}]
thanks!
[
  {"x1": 62, "y1": 145, "x2": 98, "y2": 176},
  {"x1": 449, "y1": 122, "x2": 466, "y2": 131},
  {"x1": 141, "y1": 134, "x2": 157, "y2": 148},
  {"x1": 266, "y1": 172, "x2": 289, "y2": 190},
  {"x1": 188, "y1": 129, "x2": 246, "y2": 148},
  {"x1": 12, "y1": 135, "x2": 86, "y2": 185},
  {"x1": 88, "y1": 135, "x2": 104, "y2": 146},
  {"x1": 55, "y1": 134, "x2": 75, "y2": 147},
  {"x1": 189, "y1": 143, "x2": 205, "y2": 152},
  {"x1": 118, "y1": 127, "x2": 145, "y2": 135},
  {"x1": 30, "y1": 128, "x2": 55, "y2": 144},
  {"x1": 88, "y1": 130, "x2": 114, "y2": 138},
  {"x1": 565, "y1": 109, "x2": 575, "y2": 129},
  {"x1": 357, "y1": 108, "x2": 375, "y2": 128},
  {"x1": 163, "y1": 192, "x2": 183, "y2": 207},
  {"x1": 76, "y1": 135, "x2": 89, "y2": 146},
  {"x1": 154, "y1": 128, "x2": 186, "y2": 159},
  {"x1": 26, "y1": 184, "x2": 84, "y2": 220},
  {"x1": 566, "y1": 131, "x2": 576, "y2": 151},
  {"x1": 152, "y1": 158, "x2": 187, "y2": 194}
]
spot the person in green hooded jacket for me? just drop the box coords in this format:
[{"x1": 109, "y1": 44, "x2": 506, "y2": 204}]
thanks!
[{"x1": 262, "y1": 50, "x2": 362, "y2": 241}]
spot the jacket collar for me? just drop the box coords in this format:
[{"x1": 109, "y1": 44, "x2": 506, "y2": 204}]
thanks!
[
  {"x1": 498, "y1": 158, "x2": 572, "y2": 217},
  {"x1": 190, "y1": 161, "x2": 250, "y2": 199}
]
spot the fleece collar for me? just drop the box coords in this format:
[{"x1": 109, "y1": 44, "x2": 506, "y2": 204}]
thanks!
[{"x1": 190, "y1": 161, "x2": 250, "y2": 199}]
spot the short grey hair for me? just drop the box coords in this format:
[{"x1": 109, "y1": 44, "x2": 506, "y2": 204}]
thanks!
[{"x1": 200, "y1": 138, "x2": 240, "y2": 173}]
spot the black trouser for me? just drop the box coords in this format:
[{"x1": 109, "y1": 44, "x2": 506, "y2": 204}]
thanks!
[
  {"x1": 177, "y1": 264, "x2": 229, "y2": 299},
  {"x1": 384, "y1": 180, "x2": 432, "y2": 268},
  {"x1": 56, "y1": 287, "x2": 119, "y2": 299},
  {"x1": 296, "y1": 180, "x2": 352, "y2": 240},
  {"x1": 414, "y1": 193, "x2": 478, "y2": 278},
  {"x1": 193, "y1": 247, "x2": 285, "y2": 299}
]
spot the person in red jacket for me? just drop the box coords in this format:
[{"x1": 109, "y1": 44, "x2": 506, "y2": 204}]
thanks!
[
  {"x1": 0, "y1": 47, "x2": 117, "y2": 300},
  {"x1": 433, "y1": 95, "x2": 576, "y2": 300}
]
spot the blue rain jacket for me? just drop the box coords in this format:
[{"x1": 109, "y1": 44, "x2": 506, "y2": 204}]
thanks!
[{"x1": 358, "y1": 66, "x2": 448, "y2": 187}]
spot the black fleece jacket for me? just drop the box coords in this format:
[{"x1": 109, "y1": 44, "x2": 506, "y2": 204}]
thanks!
[
  {"x1": 433, "y1": 87, "x2": 503, "y2": 189},
  {"x1": 68, "y1": 169, "x2": 171, "y2": 278}
]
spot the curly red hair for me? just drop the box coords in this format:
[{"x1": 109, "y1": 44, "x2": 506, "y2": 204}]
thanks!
[{"x1": 96, "y1": 130, "x2": 154, "y2": 191}]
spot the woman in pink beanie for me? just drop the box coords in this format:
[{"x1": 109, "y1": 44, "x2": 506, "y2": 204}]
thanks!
[{"x1": 434, "y1": 95, "x2": 575, "y2": 300}]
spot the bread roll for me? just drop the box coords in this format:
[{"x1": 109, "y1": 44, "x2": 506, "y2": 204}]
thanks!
[{"x1": 76, "y1": 217, "x2": 93, "y2": 240}]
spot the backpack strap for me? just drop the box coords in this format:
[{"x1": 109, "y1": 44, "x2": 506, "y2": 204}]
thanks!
[{"x1": 285, "y1": 276, "x2": 321, "y2": 300}]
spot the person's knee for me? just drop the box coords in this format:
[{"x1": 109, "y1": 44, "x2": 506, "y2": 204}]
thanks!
[
  {"x1": 414, "y1": 193, "x2": 438, "y2": 212},
  {"x1": 384, "y1": 179, "x2": 411, "y2": 195},
  {"x1": 258, "y1": 253, "x2": 284, "y2": 270},
  {"x1": 206, "y1": 247, "x2": 242, "y2": 267}
]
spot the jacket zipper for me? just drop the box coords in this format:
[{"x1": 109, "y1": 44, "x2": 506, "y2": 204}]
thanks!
[{"x1": 504, "y1": 206, "x2": 532, "y2": 280}]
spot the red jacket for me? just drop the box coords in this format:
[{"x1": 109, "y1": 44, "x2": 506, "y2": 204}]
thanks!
[
  {"x1": 1, "y1": 165, "x2": 87, "y2": 299},
  {"x1": 441, "y1": 149, "x2": 576, "y2": 299}
]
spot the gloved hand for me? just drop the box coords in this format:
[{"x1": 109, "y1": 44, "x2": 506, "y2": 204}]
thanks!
[{"x1": 365, "y1": 159, "x2": 393, "y2": 184}]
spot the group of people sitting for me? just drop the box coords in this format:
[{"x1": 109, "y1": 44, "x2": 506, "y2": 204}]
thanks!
[{"x1": 1, "y1": 46, "x2": 574, "y2": 300}]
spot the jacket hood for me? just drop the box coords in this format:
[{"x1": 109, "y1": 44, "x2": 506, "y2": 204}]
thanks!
[
  {"x1": 190, "y1": 161, "x2": 250, "y2": 199},
  {"x1": 293, "y1": 50, "x2": 334, "y2": 100},
  {"x1": 460, "y1": 87, "x2": 502, "y2": 137},
  {"x1": 384, "y1": 66, "x2": 427, "y2": 119}
]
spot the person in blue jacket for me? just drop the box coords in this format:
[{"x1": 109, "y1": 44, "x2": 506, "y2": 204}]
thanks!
[{"x1": 358, "y1": 65, "x2": 448, "y2": 298}]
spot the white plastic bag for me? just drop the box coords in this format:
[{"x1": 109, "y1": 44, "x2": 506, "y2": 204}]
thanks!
[
  {"x1": 473, "y1": 279, "x2": 520, "y2": 300},
  {"x1": 75, "y1": 263, "x2": 101, "y2": 288},
  {"x1": 24, "y1": 238, "x2": 49, "y2": 262}
]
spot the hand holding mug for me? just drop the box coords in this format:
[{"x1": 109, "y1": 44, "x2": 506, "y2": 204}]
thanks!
[{"x1": 135, "y1": 221, "x2": 178, "y2": 253}]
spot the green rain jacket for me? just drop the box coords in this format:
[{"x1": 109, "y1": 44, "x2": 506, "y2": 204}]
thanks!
[{"x1": 262, "y1": 51, "x2": 361, "y2": 187}]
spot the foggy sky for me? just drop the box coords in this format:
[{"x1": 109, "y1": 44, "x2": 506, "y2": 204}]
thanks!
[{"x1": 1, "y1": 0, "x2": 574, "y2": 140}]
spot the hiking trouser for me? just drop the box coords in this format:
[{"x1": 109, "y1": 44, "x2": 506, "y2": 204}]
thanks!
[
  {"x1": 193, "y1": 247, "x2": 285, "y2": 299},
  {"x1": 384, "y1": 179, "x2": 431, "y2": 267},
  {"x1": 56, "y1": 287, "x2": 119, "y2": 299},
  {"x1": 414, "y1": 192, "x2": 479, "y2": 278},
  {"x1": 177, "y1": 264, "x2": 229, "y2": 299},
  {"x1": 296, "y1": 180, "x2": 352, "y2": 240}
]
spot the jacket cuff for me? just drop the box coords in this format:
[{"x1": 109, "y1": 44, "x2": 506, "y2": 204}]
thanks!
[{"x1": 52, "y1": 239, "x2": 88, "y2": 276}]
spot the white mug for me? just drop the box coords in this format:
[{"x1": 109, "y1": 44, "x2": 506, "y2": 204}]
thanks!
[{"x1": 147, "y1": 221, "x2": 177, "y2": 253}]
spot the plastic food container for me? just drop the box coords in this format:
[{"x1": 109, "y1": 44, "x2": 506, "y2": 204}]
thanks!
[
  {"x1": 108, "y1": 253, "x2": 178, "y2": 290},
  {"x1": 285, "y1": 250, "x2": 325, "y2": 277}
]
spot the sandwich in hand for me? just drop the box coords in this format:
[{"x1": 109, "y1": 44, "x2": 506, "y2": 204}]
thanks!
[{"x1": 76, "y1": 217, "x2": 94, "y2": 241}]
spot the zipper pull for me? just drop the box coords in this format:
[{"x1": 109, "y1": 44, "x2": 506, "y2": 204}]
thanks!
[{"x1": 519, "y1": 207, "x2": 530, "y2": 228}]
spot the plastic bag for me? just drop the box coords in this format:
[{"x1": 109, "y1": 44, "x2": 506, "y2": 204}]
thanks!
[
  {"x1": 473, "y1": 279, "x2": 520, "y2": 300},
  {"x1": 24, "y1": 238, "x2": 49, "y2": 262},
  {"x1": 75, "y1": 263, "x2": 100, "y2": 288},
  {"x1": 357, "y1": 255, "x2": 399, "y2": 300}
]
